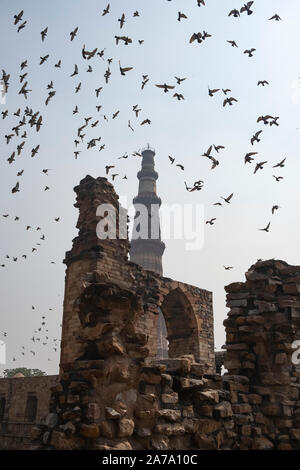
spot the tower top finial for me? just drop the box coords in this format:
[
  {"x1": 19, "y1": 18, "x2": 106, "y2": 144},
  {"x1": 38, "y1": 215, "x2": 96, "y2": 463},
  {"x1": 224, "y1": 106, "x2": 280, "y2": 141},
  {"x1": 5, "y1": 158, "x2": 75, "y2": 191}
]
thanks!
[{"x1": 141, "y1": 144, "x2": 155, "y2": 154}]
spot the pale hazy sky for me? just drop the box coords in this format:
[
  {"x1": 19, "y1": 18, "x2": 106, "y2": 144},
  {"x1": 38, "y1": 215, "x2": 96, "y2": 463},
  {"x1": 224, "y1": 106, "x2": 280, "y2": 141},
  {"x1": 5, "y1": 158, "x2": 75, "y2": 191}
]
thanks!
[{"x1": 1, "y1": 0, "x2": 300, "y2": 375}]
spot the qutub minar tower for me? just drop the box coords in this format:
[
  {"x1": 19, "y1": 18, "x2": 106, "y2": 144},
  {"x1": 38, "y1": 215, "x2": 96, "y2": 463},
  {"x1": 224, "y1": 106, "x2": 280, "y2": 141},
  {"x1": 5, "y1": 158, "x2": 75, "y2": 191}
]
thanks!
[{"x1": 130, "y1": 145, "x2": 168, "y2": 358}]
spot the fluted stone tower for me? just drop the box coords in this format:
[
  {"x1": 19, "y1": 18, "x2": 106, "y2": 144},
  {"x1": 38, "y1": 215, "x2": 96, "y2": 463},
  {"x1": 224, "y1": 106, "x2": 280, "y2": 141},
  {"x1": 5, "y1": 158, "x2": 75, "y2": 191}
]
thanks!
[
  {"x1": 130, "y1": 145, "x2": 168, "y2": 358},
  {"x1": 130, "y1": 146, "x2": 165, "y2": 275}
]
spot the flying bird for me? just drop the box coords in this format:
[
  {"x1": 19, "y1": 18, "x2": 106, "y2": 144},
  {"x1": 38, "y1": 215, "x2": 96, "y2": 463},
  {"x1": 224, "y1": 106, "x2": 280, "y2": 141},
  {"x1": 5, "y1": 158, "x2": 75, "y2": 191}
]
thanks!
[
  {"x1": 272, "y1": 205, "x2": 280, "y2": 214},
  {"x1": 173, "y1": 93, "x2": 184, "y2": 101},
  {"x1": 17, "y1": 21, "x2": 27, "y2": 32},
  {"x1": 269, "y1": 14, "x2": 282, "y2": 21},
  {"x1": 70, "y1": 27, "x2": 78, "y2": 41},
  {"x1": 82, "y1": 45, "x2": 97, "y2": 60},
  {"x1": 156, "y1": 83, "x2": 175, "y2": 93},
  {"x1": 31, "y1": 145, "x2": 40, "y2": 158},
  {"x1": 245, "y1": 152, "x2": 258, "y2": 163},
  {"x1": 206, "y1": 218, "x2": 216, "y2": 225},
  {"x1": 251, "y1": 130, "x2": 263, "y2": 145},
  {"x1": 41, "y1": 27, "x2": 48, "y2": 41},
  {"x1": 119, "y1": 61, "x2": 133, "y2": 75},
  {"x1": 202, "y1": 145, "x2": 212, "y2": 158},
  {"x1": 227, "y1": 40, "x2": 238, "y2": 47},
  {"x1": 174, "y1": 76, "x2": 186, "y2": 84},
  {"x1": 128, "y1": 120, "x2": 134, "y2": 132},
  {"x1": 40, "y1": 55, "x2": 49, "y2": 65},
  {"x1": 214, "y1": 145, "x2": 225, "y2": 153},
  {"x1": 18, "y1": 81, "x2": 32, "y2": 99},
  {"x1": 178, "y1": 12, "x2": 187, "y2": 21},
  {"x1": 45, "y1": 91, "x2": 56, "y2": 106},
  {"x1": 210, "y1": 157, "x2": 219, "y2": 169},
  {"x1": 240, "y1": 2, "x2": 254, "y2": 15},
  {"x1": 259, "y1": 222, "x2": 271, "y2": 232},
  {"x1": 14, "y1": 10, "x2": 24, "y2": 25},
  {"x1": 189, "y1": 31, "x2": 211, "y2": 44},
  {"x1": 258, "y1": 80, "x2": 269, "y2": 86},
  {"x1": 105, "y1": 165, "x2": 115, "y2": 175},
  {"x1": 140, "y1": 119, "x2": 151, "y2": 125},
  {"x1": 273, "y1": 157, "x2": 286, "y2": 168},
  {"x1": 70, "y1": 64, "x2": 78, "y2": 77},
  {"x1": 12, "y1": 182, "x2": 20, "y2": 194},
  {"x1": 102, "y1": 4, "x2": 110, "y2": 16},
  {"x1": 228, "y1": 9, "x2": 240, "y2": 17},
  {"x1": 208, "y1": 87, "x2": 220, "y2": 97},
  {"x1": 244, "y1": 48, "x2": 256, "y2": 57},
  {"x1": 223, "y1": 97, "x2": 238, "y2": 106},
  {"x1": 254, "y1": 161, "x2": 267, "y2": 174},
  {"x1": 118, "y1": 13, "x2": 125, "y2": 28},
  {"x1": 221, "y1": 193, "x2": 234, "y2": 204}
]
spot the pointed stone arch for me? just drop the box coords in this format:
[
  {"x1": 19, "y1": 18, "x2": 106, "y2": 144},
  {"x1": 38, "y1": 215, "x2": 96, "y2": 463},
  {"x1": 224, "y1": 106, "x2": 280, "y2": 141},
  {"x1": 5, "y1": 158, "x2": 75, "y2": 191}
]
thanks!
[{"x1": 160, "y1": 287, "x2": 201, "y2": 360}]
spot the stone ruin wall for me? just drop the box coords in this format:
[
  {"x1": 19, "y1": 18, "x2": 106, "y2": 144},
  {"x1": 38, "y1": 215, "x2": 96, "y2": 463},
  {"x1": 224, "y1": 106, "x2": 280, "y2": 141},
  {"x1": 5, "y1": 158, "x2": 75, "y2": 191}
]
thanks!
[
  {"x1": 59, "y1": 176, "x2": 215, "y2": 370},
  {"x1": 4, "y1": 175, "x2": 300, "y2": 451},
  {"x1": 0, "y1": 375, "x2": 59, "y2": 450},
  {"x1": 32, "y1": 257, "x2": 300, "y2": 451}
]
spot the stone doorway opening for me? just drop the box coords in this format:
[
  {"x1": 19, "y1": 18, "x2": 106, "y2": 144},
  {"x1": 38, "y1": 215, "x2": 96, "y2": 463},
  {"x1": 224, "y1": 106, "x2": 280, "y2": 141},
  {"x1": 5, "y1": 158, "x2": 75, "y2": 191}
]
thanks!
[
  {"x1": 156, "y1": 308, "x2": 169, "y2": 359},
  {"x1": 157, "y1": 287, "x2": 199, "y2": 360}
]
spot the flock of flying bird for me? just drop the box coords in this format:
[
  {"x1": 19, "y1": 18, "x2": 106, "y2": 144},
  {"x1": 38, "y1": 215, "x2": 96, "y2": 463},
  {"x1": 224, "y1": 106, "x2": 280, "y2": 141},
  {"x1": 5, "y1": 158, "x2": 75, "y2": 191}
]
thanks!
[
  {"x1": 0, "y1": 1, "x2": 288, "y2": 367},
  {"x1": 1, "y1": 307, "x2": 61, "y2": 365}
]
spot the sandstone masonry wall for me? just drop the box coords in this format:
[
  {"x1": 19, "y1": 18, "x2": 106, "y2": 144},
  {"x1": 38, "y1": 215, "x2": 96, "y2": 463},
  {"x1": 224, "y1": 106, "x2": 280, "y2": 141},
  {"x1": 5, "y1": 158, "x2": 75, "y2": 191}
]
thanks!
[
  {"x1": 0, "y1": 375, "x2": 59, "y2": 449},
  {"x1": 29, "y1": 177, "x2": 300, "y2": 450},
  {"x1": 32, "y1": 259, "x2": 300, "y2": 450},
  {"x1": 3, "y1": 176, "x2": 300, "y2": 450}
]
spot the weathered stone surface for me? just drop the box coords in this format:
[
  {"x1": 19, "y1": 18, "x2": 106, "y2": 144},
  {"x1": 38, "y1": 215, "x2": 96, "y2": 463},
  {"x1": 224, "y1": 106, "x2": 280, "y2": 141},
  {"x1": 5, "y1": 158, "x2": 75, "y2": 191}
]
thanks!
[
  {"x1": 232, "y1": 403, "x2": 252, "y2": 414},
  {"x1": 118, "y1": 418, "x2": 135, "y2": 437},
  {"x1": 194, "y1": 434, "x2": 217, "y2": 450},
  {"x1": 214, "y1": 401, "x2": 233, "y2": 418},
  {"x1": 105, "y1": 407, "x2": 121, "y2": 420},
  {"x1": 135, "y1": 427, "x2": 151, "y2": 437},
  {"x1": 158, "y1": 409, "x2": 181, "y2": 422},
  {"x1": 262, "y1": 404, "x2": 282, "y2": 417},
  {"x1": 194, "y1": 390, "x2": 219, "y2": 404},
  {"x1": 6, "y1": 178, "x2": 299, "y2": 452},
  {"x1": 161, "y1": 393, "x2": 178, "y2": 404},
  {"x1": 50, "y1": 430, "x2": 85, "y2": 450},
  {"x1": 31, "y1": 427, "x2": 43, "y2": 440},
  {"x1": 151, "y1": 437, "x2": 169, "y2": 450},
  {"x1": 79, "y1": 423, "x2": 100, "y2": 439},
  {"x1": 96, "y1": 336, "x2": 125, "y2": 356},
  {"x1": 190, "y1": 363, "x2": 206, "y2": 377},
  {"x1": 100, "y1": 421, "x2": 116, "y2": 439},
  {"x1": 197, "y1": 419, "x2": 221, "y2": 434},
  {"x1": 155, "y1": 423, "x2": 185, "y2": 436},
  {"x1": 253, "y1": 437, "x2": 274, "y2": 450},
  {"x1": 290, "y1": 428, "x2": 300, "y2": 440},
  {"x1": 227, "y1": 299, "x2": 248, "y2": 308},
  {"x1": 86, "y1": 403, "x2": 100, "y2": 422}
]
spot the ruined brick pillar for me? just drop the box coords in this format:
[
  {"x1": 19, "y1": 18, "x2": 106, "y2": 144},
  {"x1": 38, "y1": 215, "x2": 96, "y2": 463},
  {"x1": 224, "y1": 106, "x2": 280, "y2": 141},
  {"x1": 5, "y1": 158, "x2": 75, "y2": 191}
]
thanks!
[
  {"x1": 223, "y1": 259, "x2": 300, "y2": 449},
  {"x1": 60, "y1": 175, "x2": 130, "y2": 366}
]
